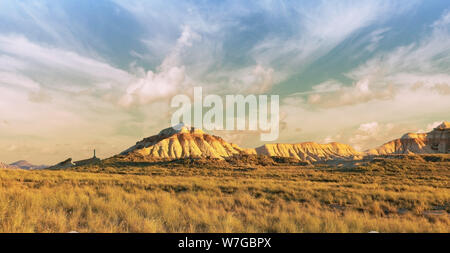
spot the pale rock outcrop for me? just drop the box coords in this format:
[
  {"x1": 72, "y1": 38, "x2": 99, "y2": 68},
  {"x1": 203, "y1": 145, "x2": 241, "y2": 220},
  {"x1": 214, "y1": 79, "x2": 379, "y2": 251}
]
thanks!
[
  {"x1": 367, "y1": 121, "x2": 449, "y2": 155},
  {"x1": 121, "y1": 123, "x2": 255, "y2": 160},
  {"x1": 121, "y1": 124, "x2": 360, "y2": 162},
  {"x1": 255, "y1": 142, "x2": 361, "y2": 162}
]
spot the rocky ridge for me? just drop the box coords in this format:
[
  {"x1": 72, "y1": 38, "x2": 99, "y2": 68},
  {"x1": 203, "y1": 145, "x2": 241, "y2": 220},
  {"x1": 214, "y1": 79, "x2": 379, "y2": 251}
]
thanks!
[
  {"x1": 367, "y1": 122, "x2": 449, "y2": 155},
  {"x1": 120, "y1": 123, "x2": 361, "y2": 162}
]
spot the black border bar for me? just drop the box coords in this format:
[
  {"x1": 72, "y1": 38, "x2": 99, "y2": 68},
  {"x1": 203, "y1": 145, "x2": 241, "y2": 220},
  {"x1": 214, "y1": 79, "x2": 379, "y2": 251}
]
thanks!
[{"x1": 0, "y1": 233, "x2": 448, "y2": 251}]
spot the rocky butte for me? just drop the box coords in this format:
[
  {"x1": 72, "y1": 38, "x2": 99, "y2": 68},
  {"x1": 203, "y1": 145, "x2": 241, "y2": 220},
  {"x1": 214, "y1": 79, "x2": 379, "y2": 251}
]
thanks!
[
  {"x1": 367, "y1": 121, "x2": 449, "y2": 155},
  {"x1": 120, "y1": 123, "x2": 255, "y2": 160}
]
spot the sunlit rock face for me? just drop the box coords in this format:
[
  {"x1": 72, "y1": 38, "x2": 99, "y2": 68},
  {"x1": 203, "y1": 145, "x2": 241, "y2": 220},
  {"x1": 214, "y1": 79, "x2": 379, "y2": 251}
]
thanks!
[
  {"x1": 120, "y1": 124, "x2": 361, "y2": 162},
  {"x1": 120, "y1": 122, "x2": 449, "y2": 162},
  {"x1": 120, "y1": 124, "x2": 256, "y2": 160},
  {"x1": 367, "y1": 122, "x2": 450, "y2": 155},
  {"x1": 255, "y1": 142, "x2": 361, "y2": 162}
]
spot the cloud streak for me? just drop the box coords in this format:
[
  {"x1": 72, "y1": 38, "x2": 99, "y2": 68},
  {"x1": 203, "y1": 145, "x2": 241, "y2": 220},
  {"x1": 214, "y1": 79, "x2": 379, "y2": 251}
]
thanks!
[
  {"x1": 119, "y1": 26, "x2": 200, "y2": 107},
  {"x1": 250, "y1": 0, "x2": 417, "y2": 72}
]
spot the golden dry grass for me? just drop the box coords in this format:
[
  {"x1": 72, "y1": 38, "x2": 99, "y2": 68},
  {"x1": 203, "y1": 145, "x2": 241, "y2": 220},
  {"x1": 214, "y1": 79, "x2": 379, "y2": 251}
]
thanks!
[{"x1": 0, "y1": 155, "x2": 449, "y2": 233}]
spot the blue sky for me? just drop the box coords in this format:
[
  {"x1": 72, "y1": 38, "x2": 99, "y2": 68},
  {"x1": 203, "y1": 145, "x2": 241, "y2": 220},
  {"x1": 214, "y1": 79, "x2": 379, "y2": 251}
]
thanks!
[{"x1": 0, "y1": 0, "x2": 449, "y2": 164}]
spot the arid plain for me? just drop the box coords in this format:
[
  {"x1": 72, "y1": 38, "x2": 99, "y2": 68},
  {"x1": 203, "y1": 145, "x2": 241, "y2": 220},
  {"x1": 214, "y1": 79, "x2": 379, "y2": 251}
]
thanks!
[{"x1": 0, "y1": 123, "x2": 449, "y2": 233}]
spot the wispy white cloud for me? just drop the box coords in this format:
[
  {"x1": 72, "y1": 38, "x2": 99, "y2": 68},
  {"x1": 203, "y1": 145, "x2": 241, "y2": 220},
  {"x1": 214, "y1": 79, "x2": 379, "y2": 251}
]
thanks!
[
  {"x1": 0, "y1": 35, "x2": 131, "y2": 86},
  {"x1": 119, "y1": 26, "x2": 200, "y2": 107},
  {"x1": 365, "y1": 28, "x2": 391, "y2": 52},
  {"x1": 347, "y1": 122, "x2": 392, "y2": 151},
  {"x1": 212, "y1": 64, "x2": 277, "y2": 95},
  {"x1": 432, "y1": 9, "x2": 450, "y2": 28},
  {"x1": 114, "y1": 0, "x2": 419, "y2": 94},
  {"x1": 418, "y1": 121, "x2": 444, "y2": 133},
  {"x1": 250, "y1": 0, "x2": 417, "y2": 72},
  {"x1": 287, "y1": 8, "x2": 450, "y2": 109},
  {"x1": 0, "y1": 1, "x2": 98, "y2": 55},
  {"x1": 348, "y1": 9, "x2": 450, "y2": 82},
  {"x1": 0, "y1": 71, "x2": 40, "y2": 91},
  {"x1": 288, "y1": 77, "x2": 396, "y2": 109}
]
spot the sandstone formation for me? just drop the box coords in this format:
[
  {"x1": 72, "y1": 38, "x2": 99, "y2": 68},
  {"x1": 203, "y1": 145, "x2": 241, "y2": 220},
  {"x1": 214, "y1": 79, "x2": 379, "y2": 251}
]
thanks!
[
  {"x1": 367, "y1": 122, "x2": 449, "y2": 155},
  {"x1": 120, "y1": 123, "x2": 361, "y2": 162},
  {"x1": 121, "y1": 123, "x2": 255, "y2": 160},
  {"x1": 255, "y1": 142, "x2": 361, "y2": 162}
]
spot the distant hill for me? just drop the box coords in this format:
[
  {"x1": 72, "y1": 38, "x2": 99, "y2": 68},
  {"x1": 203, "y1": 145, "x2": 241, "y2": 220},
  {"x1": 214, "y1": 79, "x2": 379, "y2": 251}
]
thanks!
[
  {"x1": 367, "y1": 122, "x2": 449, "y2": 155},
  {"x1": 0, "y1": 162, "x2": 18, "y2": 169},
  {"x1": 10, "y1": 160, "x2": 48, "y2": 170}
]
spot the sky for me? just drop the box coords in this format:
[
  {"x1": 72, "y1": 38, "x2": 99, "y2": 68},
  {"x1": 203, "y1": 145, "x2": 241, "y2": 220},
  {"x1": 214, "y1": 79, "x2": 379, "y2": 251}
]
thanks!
[{"x1": 0, "y1": 0, "x2": 449, "y2": 164}]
